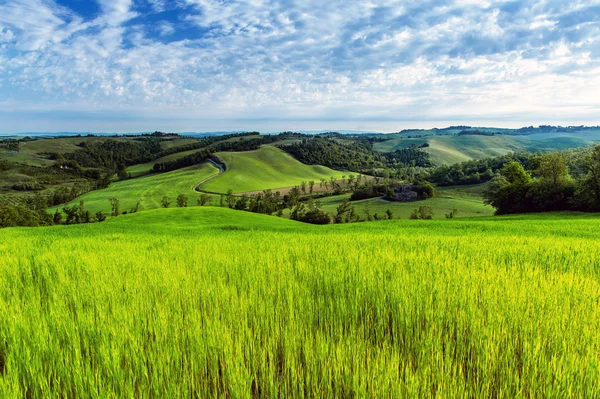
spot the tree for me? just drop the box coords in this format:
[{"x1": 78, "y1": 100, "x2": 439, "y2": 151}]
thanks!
[
  {"x1": 575, "y1": 145, "x2": 600, "y2": 211},
  {"x1": 538, "y1": 153, "x2": 570, "y2": 186},
  {"x1": 286, "y1": 187, "x2": 300, "y2": 208},
  {"x1": 131, "y1": 199, "x2": 142, "y2": 213},
  {"x1": 385, "y1": 209, "x2": 393, "y2": 220},
  {"x1": 161, "y1": 196, "x2": 170, "y2": 208},
  {"x1": 177, "y1": 194, "x2": 188, "y2": 208},
  {"x1": 234, "y1": 195, "x2": 249, "y2": 210},
  {"x1": 301, "y1": 181, "x2": 307, "y2": 195},
  {"x1": 335, "y1": 199, "x2": 352, "y2": 223},
  {"x1": 410, "y1": 206, "x2": 434, "y2": 220},
  {"x1": 226, "y1": 189, "x2": 236, "y2": 208},
  {"x1": 219, "y1": 195, "x2": 225, "y2": 207},
  {"x1": 63, "y1": 206, "x2": 79, "y2": 224},
  {"x1": 198, "y1": 194, "x2": 212, "y2": 206},
  {"x1": 502, "y1": 162, "x2": 531, "y2": 185},
  {"x1": 95, "y1": 211, "x2": 107, "y2": 222},
  {"x1": 445, "y1": 209, "x2": 459, "y2": 219},
  {"x1": 109, "y1": 197, "x2": 120, "y2": 216},
  {"x1": 301, "y1": 209, "x2": 331, "y2": 224},
  {"x1": 53, "y1": 210, "x2": 62, "y2": 224},
  {"x1": 309, "y1": 180, "x2": 315, "y2": 195},
  {"x1": 363, "y1": 201, "x2": 373, "y2": 221}
]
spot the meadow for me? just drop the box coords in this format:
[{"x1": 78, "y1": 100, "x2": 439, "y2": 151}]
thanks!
[
  {"x1": 50, "y1": 163, "x2": 219, "y2": 215},
  {"x1": 0, "y1": 207, "x2": 599, "y2": 397},
  {"x1": 313, "y1": 185, "x2": 494, "y2": 220},
  {"x1": 199, "y1": 145, "x2": 346, "y2": 194}
]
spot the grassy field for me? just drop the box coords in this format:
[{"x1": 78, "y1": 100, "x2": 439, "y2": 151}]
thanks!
[
  {"x1": 374, "y1": 132, "x2": 600, "y2": 165},
  {"x1": 199, "y1": 145, "x2": 346, "y2": 194},
  {"x1": 311, "y1": 185, "x2": 494, "y2": 220},
  {"x1": 50, "y1": 162, "x2": 219, "y2": 215},
  {"x1": 0, "y1": 208, "x2": 599, "y2": 396}
]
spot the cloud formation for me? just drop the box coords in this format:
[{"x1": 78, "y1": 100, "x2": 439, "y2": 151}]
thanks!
[{"x1": 0, "y1": 0, "x2": 599, "y2": 132}]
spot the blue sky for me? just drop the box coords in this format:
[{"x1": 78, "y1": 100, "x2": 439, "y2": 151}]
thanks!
[{"x1": 0, "y1": 0, "x2": 599, "y2": 133}]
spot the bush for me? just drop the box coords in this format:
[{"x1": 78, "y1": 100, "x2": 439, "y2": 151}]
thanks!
[{"x1": 300, "y1": 209, "x2": 331, "y2": 225}]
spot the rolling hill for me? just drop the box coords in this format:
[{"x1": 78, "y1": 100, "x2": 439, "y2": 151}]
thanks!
[
  {"x1": 198, "y1": 145, "x2": 347, "y2": 194},
  {"x1": 1, "y1": 207, "x2": 599, "y2": 396},
  {"x1": 374, "y1": 132, "x2": 600, "y2": 165},
  {"x1": 50, "y1": 162, "x2": 219, "y2": 215}
]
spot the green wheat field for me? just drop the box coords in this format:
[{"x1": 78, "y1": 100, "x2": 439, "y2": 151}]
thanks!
[{"x1": 1, "y1": 207, "x2": 598, "y2": 397}]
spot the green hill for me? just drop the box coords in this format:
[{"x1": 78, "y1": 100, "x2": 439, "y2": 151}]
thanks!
[
  {"x1": 199, "y1": 145, "x2": 346, "y2": 194},
  {"x1": 50, "y1": 162, "x2": 219, "y2": 215},
  {"x1": 313, "y1": 185, "x2": 493, "y2": 220},
  {"x1": 1, "y1": 208, "x2": 599, "y2": 396},
  {"x1": 374, "y1": 132, "x2": 600, "y2": 165}
]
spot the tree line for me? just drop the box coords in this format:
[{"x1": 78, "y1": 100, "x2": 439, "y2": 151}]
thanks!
[{"x1": 483, "y1": 146, "x2": 600, "y2": 214}]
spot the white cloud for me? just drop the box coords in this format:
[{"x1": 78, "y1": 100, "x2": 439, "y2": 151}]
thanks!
[{"x1": 0, "y1": 0, "x2": 600, "y2": 132}]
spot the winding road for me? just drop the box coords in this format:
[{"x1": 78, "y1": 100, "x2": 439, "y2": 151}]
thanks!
[{"x1": 193, "y1": 159, "x2": 225, "y2": 193}]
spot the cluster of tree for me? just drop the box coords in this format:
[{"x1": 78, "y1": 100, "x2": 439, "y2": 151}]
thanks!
[
  {"x1": 483, "y1": 147, "x2": 600, "y2": 214},
  {"x1": 11, "y1": 181, "x2": 45, "y2": 191},
  {"x1": 427, "y1": 152, "x2": 538, "y2": 186},
  {"x1": 383, "y1": 148, "x2": 432, "y2": 167},
  {"x1": 289, "y1": 199, "x2": 331, "y2": 224},
  {"x1": 282, "y1": 137, "x2": 395, "y2": 173},
  {"x1": 0, "y1": 139, "x2": 20, "y2": 152},
  {"x1": 457, "y1": 130, "x2": 496, "y2": 136},
  {"x1": 61, "y1": 200, "x2": 107, "y2": 224},
  {"x1": 62, "y1": 139, "x2": 163, "y2": 169},
  {"x1": 0, "y1": 194, "x2": 107, "y2": 229},
  {"x1": 409, "y1": 206, "x2": 434, "y2": 220},
  {"x1": 152, "y1": 149, "x2": 213, "y2": 173},
  {"x1": 0, "y1": 197, "x2": 54, "y2": 228}
]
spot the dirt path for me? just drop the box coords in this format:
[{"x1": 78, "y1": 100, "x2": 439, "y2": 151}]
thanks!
[{"x1": 193, "y1": 159, "x2": 225, "y2": 193}]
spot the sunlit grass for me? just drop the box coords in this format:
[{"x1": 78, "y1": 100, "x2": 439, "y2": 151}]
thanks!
[{"x1": 0, "y1": 208, "x2": 599, "y2": 397}]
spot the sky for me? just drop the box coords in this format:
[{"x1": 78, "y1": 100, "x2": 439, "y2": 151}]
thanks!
[{"x1": 0, "y1": 0, "x2": 599, "y2": 133}]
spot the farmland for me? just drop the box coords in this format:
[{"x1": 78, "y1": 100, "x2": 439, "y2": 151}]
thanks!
[{"x1": 0, "y1": 208, "x2": 599, "y2": 396}]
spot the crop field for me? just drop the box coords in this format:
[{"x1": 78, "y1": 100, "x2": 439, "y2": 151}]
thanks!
[
  {"x1": 0, "y1": 208, "x2": 598, "y2": 396},
  {"x1": 313, "y1": 185, "x2": 494, "y2": 220},
  {"x1": 50, "y1": 162, "x2": 219, "y2": 215},
  {"x1": 199, "y1": 145, "x2": 346, "y2": 193}
]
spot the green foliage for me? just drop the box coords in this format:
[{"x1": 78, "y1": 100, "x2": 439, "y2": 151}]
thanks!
[
  {"x1": 176, "y1": 194, "x2": 188, "y2": 208},
  {"x1": 109, "y1": 197, "x2": 120, "y2": 216},
  {"x1": 410, "y1": 206, "x2": 434, "y2": 220},
  {"x1": 198, "y1": 194, "x2": 212, "y2": 206},
  {"x1": 160, "y1": 196, "x2": 170, "y2": 209}
]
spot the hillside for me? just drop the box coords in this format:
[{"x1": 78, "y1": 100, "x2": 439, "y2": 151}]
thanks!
[
  {"x1": 314, "y1": 185, "x2": 493, "y2": 220},
  {"x1": 50, "y1": 162, "x2": 219, "y2": 215},
  {"x1": 374, "y1": 132, "x2": 600, "y2": 165},
  {"x1": 1, "y1": 208, "x2": 599, "y2": 396},
  {"x1": 199, "y1": 145, "x2": 346, "y2": 194}
]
